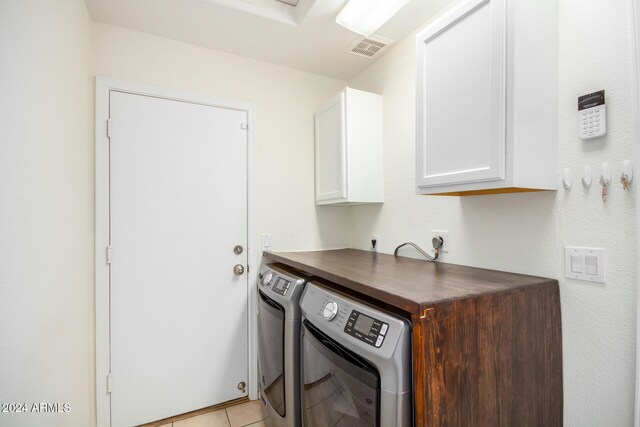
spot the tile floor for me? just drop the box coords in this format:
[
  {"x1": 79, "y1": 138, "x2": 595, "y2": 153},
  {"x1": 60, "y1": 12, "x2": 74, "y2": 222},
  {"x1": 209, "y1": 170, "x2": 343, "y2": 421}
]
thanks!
[{"x1": 157, "y1": 400, "x2": 268, "y2": 427}]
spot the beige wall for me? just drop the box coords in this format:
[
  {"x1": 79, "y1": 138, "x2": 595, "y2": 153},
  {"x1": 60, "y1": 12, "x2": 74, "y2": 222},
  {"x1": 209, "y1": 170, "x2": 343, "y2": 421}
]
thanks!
[
  {"x1": 1, "y1": 1, "x2": 637, "y2": 425},
  {"x1": 348, "y1": 0, "x2": 636, "y2": 425},
  {"x1": 91, "y1": 22, "x2": 351, "y2": 425},
  {"x1": 1, "y1": 10, "x2": 351, "y2": 427},
  {"x1": 92, "y1": 23, "x2": 351, "y2": 253},
  {"x1": 0, "y1": 0, "x2": 94, "y2": 426}
]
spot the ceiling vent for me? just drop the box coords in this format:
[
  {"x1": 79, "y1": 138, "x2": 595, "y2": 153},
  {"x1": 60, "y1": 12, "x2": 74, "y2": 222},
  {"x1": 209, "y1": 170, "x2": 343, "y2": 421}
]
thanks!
[{"x1": 346, "y1": 35, "x2": 393, "y2": 59}]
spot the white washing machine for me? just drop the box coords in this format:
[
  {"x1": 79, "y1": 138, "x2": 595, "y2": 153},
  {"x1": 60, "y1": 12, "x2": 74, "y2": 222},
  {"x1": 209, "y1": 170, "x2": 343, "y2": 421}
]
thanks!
[
  {"x1": 300, "y1": 282, "x2": 413, "y2": 426},
  {"x1": 257, "y1": 263, "x2": 309, "y2": 427}
]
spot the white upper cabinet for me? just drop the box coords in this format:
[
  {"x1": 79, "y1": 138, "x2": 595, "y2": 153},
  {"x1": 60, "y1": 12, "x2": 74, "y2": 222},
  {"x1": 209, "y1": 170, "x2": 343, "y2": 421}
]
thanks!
[
  {"x1": 315, "y1": 87, "x2": 384, "y2": 205},
  {"x1": 415, "y1": 0, "x2": 557, "y2": 195}
]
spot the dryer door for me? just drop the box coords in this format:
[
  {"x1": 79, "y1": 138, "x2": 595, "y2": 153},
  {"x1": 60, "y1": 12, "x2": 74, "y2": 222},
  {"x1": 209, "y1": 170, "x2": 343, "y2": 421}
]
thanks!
[
  {"x1": 302, "y1": 319, "x2": 380, "y2": 427},
  {"x1": 258, "y1": 291, "x2": 286, "y2": 417}
]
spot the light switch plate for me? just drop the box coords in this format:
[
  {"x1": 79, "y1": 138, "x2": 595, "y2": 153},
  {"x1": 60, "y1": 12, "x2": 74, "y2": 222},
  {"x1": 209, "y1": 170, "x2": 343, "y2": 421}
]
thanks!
[
  {"x1": 261, "y1": 233, "x2": 272, "y2": 252},
  {"x1": 565, "y1": 246, "x2": 606, "y2": 283}
]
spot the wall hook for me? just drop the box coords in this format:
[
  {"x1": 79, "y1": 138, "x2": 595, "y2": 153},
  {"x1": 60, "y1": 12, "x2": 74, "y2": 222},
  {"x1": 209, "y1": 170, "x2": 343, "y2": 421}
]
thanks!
[
  {"x1": 621, "y1": 160, "x2": 633, "y2": 190},
  {"x1": 562, "y1": 168, "x2": 572, "y2": 190},
  {"x1": 582, "y1": 165, "x2": 592, "y2": 188},
  {"x1": 599, "y1": 162, "x2": 611, "y2": 187}
]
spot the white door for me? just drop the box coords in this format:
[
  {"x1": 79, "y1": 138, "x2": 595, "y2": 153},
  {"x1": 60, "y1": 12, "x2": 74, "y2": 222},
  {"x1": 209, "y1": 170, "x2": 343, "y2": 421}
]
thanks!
[
  {"x1": 415, "y1": 0, "x2": 506, "y2": 188},
  {"x1": 315, "y1": 91, "x2": 347, "y2": 203},
  {"x1": 109, "y1": 91, "x2": 248, "y2": 427}
]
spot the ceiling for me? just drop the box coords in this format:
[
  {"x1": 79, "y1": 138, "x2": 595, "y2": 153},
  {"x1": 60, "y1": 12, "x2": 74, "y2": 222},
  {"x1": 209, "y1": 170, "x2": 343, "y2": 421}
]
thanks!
[{"x1": 85, "y1": 0, "x2": 455, "y2": 81}]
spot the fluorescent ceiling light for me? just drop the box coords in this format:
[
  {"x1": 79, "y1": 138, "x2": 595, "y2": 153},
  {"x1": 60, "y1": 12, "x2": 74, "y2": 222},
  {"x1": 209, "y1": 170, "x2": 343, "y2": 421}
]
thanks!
[{"x1": 336, "y1": 0, "x2": 411, "y2": 37}]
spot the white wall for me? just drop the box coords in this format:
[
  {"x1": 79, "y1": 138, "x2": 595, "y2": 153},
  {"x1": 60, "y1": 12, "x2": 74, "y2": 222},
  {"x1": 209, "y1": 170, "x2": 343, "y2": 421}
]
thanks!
[
  {"x1": 1, "y1": 12, "x2": 351, "y2": 427},
  {"x1": 92, "y1": 23, "x2": 351, "y2": 253},
  {"x1": 2, "y1": 1, "x2": 636, "y2": 425},
  {"x1": 348, "y1": 0, "x2": 637, "y2": 425},
  {"x1": 92, "y1": 22, "x2": 350, "y2": 424},
  {"x1": 0, "y1": 1, "x2": 94, "y2": 426}
]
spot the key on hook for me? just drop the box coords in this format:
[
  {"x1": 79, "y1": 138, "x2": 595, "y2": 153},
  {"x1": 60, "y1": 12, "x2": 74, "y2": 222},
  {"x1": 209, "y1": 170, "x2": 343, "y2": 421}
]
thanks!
[
  {"x1": 599, "y1": 172, "x2": 610, "y2": 203},
  {"x1": 621, "y1": 174, "x2": 630, "y2": 191}
]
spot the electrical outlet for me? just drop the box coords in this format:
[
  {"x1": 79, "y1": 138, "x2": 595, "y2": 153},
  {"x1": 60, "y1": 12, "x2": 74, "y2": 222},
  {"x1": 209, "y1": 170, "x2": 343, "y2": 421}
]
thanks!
[
  {"x1": 431, "y1": 230, "x2": 449, "y2": 253},
  {"x1": 261, "y1": 233, "x2": 272, "y2": 252},
  {"x1": 371, "y1": 234, "x2": 380, "y2": 252}
]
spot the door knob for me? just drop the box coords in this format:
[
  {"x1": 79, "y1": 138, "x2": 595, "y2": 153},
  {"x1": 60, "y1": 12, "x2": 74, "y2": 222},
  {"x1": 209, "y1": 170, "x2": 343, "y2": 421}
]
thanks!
[{"x1": 233, "y1": 264, "x2": 245, "y2": 276}]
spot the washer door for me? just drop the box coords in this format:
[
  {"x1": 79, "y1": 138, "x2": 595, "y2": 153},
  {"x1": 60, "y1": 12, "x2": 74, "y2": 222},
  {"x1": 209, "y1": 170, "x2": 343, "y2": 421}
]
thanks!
[
  {"x1": 302, "y1": 319, "x2": 380, "y2": 427},
  {"x1": 257, "y1": 291, "x2": 286, "y2": 417}
]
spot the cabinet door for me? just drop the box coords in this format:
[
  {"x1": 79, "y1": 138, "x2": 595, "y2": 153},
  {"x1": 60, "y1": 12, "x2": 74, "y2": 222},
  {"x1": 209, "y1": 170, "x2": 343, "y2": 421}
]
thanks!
[
  {"x1": 315, "y1": 92, "x2": 347, "y2": 203},
  {"x1": 416, "y1": 0, "x2": 506, "y2": 189}
]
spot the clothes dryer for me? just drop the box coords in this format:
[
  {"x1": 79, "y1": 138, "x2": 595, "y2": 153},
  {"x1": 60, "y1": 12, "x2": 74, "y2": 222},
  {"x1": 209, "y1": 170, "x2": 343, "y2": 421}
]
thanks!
[
  {"x1": 257, "y1": 263, "x2": 309, "y2": 427},
  {"x1": 300, "y1": 282, "x2": 412, "y2": 426}
]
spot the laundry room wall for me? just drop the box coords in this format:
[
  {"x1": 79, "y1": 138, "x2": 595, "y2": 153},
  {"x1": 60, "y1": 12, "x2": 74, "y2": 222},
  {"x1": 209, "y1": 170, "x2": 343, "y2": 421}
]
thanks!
[
  {"x1": 92, "y1": 23, "x2": 351, "y2": 253},
  {"x1": 347, "y1": 0, "x2": 637, "y2": 425},
  {"x1": 0, "y1": 0, "x2": 94, "y2": 426}
]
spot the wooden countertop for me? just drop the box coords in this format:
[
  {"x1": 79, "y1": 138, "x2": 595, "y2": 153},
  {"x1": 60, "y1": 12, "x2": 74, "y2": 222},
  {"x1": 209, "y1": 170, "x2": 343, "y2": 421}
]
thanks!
[{"x1": 263, "y1": 249, "x2": 557, "y2": 316}]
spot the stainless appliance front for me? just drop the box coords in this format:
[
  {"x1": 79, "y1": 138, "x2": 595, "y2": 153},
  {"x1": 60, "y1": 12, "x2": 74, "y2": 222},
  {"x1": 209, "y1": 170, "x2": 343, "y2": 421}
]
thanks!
[
  {"x1": 257, "y1": 263, "x2": 308, "y2": 427},
  {"x1": 300, "y1": 282, "x2": 412, "y2": 427}
]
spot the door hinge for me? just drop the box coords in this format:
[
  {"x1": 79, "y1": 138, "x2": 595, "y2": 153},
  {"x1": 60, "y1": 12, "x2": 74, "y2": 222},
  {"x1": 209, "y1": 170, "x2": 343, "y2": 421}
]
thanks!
[
  {"x1": 107, "y1": 119, "x2": 112, "y2": 138},
  {"x1": 106, "y1": 245, "x2": 112, "y2": 264},
  {"x1": 240, "y1": 123, "x2": 248, "y2": 130},
  {"x1": 107, "y1": 372, "x2": 112, "y2": 393}
]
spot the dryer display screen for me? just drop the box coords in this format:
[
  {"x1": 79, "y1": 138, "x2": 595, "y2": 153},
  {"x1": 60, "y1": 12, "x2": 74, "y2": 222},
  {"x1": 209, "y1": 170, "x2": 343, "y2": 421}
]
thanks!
[
  {"x1": 344, "y1": 310, "x2": 388, "y2": 348},
  {"x1": 272, "y1": 278, "x2": 290, "y2": 296},
  {"x1": 354, "y1": 314, "x2": 374, "y2": 335}
]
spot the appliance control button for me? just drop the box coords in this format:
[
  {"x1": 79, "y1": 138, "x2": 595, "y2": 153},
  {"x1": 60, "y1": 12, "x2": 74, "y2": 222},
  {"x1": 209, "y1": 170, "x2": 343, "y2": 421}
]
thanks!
[
  {"x1": 323, "y1": 301, "x2": 338, "y2": 321},
  {"x1": 379, "y1": 324, "x2": 388, "y2": 335},
  {"x1": 261, "y1": 272, "x2": 273, "y2": 286},
  {"x1": 375, "y1": 336, "x2": 384, "y2": 347}
]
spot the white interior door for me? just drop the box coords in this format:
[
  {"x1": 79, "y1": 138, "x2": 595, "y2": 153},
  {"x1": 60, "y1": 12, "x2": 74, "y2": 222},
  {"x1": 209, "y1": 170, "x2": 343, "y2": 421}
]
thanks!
[{"x1": 109, "y1": 91, "x2": 249, "y2": 427}]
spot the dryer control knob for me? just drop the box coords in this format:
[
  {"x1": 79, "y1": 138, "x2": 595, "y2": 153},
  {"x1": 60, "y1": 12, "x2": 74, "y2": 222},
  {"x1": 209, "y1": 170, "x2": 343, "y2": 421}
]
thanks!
[
  {"x1": 323, "y1": 301, "x2": 338, "y2": 321},
  {"x1": 261, "y1": 272, "x2": 273, "y2": 286}
]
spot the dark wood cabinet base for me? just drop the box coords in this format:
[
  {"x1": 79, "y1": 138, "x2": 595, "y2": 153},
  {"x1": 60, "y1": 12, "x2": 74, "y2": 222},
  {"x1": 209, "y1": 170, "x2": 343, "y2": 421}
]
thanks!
[
  {"x1": 413, "y1": 285, "x2": 562, "y2": 426},
  {"x1": 264, "y1": 249, "x2": 563, "y2": 426}
]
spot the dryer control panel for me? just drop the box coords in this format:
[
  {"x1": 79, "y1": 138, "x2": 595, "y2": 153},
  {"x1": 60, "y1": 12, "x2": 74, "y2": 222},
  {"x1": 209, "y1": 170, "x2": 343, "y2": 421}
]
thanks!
[
  {"x1": 271, "y1": 277, "x2": 291, "y2": 296},
  {"x1": 301, "y1": 282, "x2": 411, "y2": 359},
  {"x1": 344, "y1": 310, "x2": 388, "y2": 348},
  {"x1": 257, "y1": 264, "x2": 308, "y2": 321}
]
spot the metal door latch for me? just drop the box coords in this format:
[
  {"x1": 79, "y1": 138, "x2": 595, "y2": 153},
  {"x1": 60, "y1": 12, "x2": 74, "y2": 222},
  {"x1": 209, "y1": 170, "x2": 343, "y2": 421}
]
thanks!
[{"x1": 233, "y1": 264, "x2": 245, "y2": 276}]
